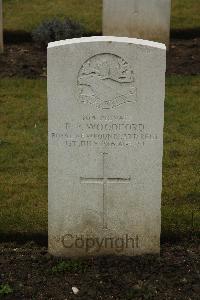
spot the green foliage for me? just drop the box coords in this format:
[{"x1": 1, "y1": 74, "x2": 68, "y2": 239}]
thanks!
[
  {"x1": 51, "y1": 260, "x2": 86, "y2": 274},
  {"x1": 127, "y1": 284, "x2": 157, "y2": 299},
  {"x1": 0, "y1": 284, "x2": 13, "y2": 296},
  {"x1": 32, "y1": 18, "x2": 86, "y2": 47}
]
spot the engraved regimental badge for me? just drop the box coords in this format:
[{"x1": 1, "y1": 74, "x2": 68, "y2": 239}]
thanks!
[{"x1": 77, "y1": 53, "x2": 137, "y2": 110}]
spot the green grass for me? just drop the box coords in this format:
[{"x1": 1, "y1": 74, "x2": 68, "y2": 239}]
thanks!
[
  {"x1": 171, "y1": 0, "x2": 200, "y2": 30},
  {"x1": 3, "y1": 0, "x2": 200, "y2": 33},
  {"x1": 0, "y1": 76, "x2": 199, "y2": 238},
  {"x1": 162, "y1": 75, "x2": 200, "y2": 238},
  {"x1": 3, "y1": 0, "x2": 102, "y2": 33},
  {"x1": 0, "y1": 79, "x2": 47, "y2": 235}
]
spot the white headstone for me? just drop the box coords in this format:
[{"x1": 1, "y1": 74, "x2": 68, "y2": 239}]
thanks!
[
  {"x1": 0, "y1": 0, "x2": 3, "y2": 53},
  {"x1": 48, "y1": 36, "x2": 166, "y2": 257},
  {"x1": 103, "y1": 0, "x2": 171, "y2": 47}
]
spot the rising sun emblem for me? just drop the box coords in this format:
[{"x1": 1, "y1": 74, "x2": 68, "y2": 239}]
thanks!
[{"x1": 77, "y1": 53, "x2": 137, "y2": 110}]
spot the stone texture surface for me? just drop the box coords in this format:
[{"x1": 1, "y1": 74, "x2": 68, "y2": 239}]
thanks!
[
  {"x1": 0, "y1": 0, "x2": 3, "y2": 53},
  {"x1": 103, "y1": 0, "x2": 171, "y2": 47},
  {"x1": 48, "y1": 36, "x2": 166, "y2": 257}
]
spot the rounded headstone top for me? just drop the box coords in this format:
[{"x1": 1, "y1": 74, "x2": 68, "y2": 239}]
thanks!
[{"x1": 48, "y1": 36, "x2": 166, "y2": 50}]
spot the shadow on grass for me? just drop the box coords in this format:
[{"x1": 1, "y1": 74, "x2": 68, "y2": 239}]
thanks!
[
  {"x1": 171, "y1": 27, "x2": 200, "y2": 39},
  {"x1": 0, "y1": 229, "x2": 199, "y2": 247},
  {"x1": 3, "y1": 28, "x2": 200, "y2": 44},
  {"x1": 0, "y1": 232, "x2": 48, "y2": 246},
  {"x1": 3, "y1": 30, "x2": 102, "y2": 45}
]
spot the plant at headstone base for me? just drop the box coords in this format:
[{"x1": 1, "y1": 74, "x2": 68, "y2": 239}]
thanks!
[
  {"x1": 32, "y1": 18, "x2": 86, "y2": 48},
  {"x1": 51, "y1": 259, "x2": 87, "y2": 274},
  {"x1": 0, "y1": 283, "x2": 13, "y2": 296},
  {"x1": 127, "y1": 281, "x2": 157, "y2": 299}
]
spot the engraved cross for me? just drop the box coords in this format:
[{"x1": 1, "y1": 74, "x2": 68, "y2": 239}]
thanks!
[{"x1": 80, "y1": 153, "x2": 131, "y2": 229}]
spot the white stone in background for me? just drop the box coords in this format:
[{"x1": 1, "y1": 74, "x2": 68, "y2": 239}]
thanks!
[
  {"x1": 103, "y1": 0, "x2": 171, "y2": 47},
  {"x1": 48, "y1": 36, "x2": 166, "y2": 257},
  {"x1": 0, "y1": 0, "x2": 3, "y2": 53}
]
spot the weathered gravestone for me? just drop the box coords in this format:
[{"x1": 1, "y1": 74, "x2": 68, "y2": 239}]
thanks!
[
  {"x1": 103, "y1": 0, "x2": 171, "y2": 47},
  {"x1": 0, "y1": 0, "x2": 3, "y2": 53},
  {"x1": 48, "y1": 36, "x2": 166, "y2": 257}
]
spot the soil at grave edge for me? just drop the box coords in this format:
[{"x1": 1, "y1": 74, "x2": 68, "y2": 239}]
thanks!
[
  {"x1": 0, "y1": 38, "x2": 200, "y2": 78},
  {"x1": 0, "y1": 240, "x2": 199, "y2": 300}
]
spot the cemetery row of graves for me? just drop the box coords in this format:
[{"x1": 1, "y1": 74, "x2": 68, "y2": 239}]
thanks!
[{"x1": 0, "y1": 0, "x2": 199, "y2": 299}]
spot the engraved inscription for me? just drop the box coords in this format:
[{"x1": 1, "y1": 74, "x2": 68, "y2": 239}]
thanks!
[
  {"x1": 80, "y1": 153, "x2": 131, "y2": 229},
  {"x1": 50, "y1": 114, "x2": 159, "y2": 149},
  {"x1": 77, "y1": 53, "x2": 137, "y2": 110}
]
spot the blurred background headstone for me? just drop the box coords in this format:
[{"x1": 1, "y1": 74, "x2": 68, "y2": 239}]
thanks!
[{"x1": 103, "y1": 0, "x2": 171, "y2": 48}]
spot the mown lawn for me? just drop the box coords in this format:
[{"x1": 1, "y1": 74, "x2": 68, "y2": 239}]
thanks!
[
  {"x1": 3, "y1": 0, "x2": 200, "y2": 33},
  {"x1": 0, "y1": 76, "x2": 199, "y2": 238},
  {"x1": 0, "y1": 79, "x2": 47, "y2": 235},
  {"x1": 162, "y1": 76, "x2": 200, "y2": 238}
]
